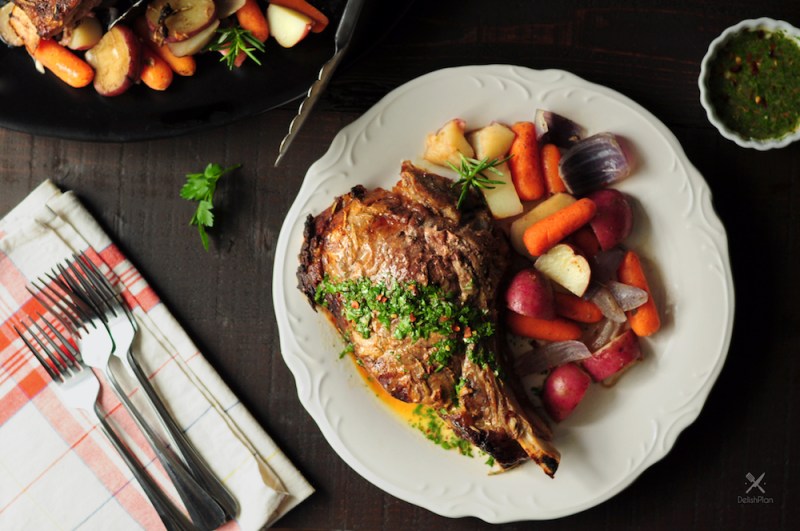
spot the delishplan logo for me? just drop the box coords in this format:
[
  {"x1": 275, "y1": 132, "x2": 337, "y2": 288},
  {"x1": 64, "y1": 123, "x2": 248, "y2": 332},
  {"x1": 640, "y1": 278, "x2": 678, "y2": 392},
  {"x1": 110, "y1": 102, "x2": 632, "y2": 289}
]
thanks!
[{"x1": 738, "y1": 472, "x2": 775, "y2": 504}]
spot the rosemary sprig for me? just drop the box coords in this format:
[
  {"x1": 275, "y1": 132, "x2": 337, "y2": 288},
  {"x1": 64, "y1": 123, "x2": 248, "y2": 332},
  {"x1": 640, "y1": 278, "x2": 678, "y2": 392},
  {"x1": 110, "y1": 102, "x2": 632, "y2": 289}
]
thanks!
[
  {"x1": 447, "y1": 153, "x2": 512, "y2": 209},
  {"x1": 205, "y1": 26, "x2": 265, "y2": 70}
]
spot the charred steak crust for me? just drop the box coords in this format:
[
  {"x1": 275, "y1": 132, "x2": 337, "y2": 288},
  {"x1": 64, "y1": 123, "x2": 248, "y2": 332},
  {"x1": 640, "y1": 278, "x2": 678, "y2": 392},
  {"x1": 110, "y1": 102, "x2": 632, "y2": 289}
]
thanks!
[{"x1": 297, "y1": 161, "x2": 560, "y2": 476}]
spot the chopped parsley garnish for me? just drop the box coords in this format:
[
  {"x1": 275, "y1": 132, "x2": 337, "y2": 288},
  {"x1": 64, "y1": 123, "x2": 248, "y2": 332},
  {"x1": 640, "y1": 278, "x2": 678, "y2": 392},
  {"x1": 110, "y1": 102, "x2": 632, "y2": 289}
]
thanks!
[
  {"x1": 409, "y1": 405, "x2": 495, "y2": 466},
  {"x1": 411, "y1": 405, "x2": 474, "y2": 456},
  {"x1": 339, "y1": 342, "x2": 354, "y2": 359},
  {"x1": 454, "y1": 377, "x2": 467, "y2": 397},
  {"x1": 314, "y1": 276, "x2": 499, "y2": 372}
]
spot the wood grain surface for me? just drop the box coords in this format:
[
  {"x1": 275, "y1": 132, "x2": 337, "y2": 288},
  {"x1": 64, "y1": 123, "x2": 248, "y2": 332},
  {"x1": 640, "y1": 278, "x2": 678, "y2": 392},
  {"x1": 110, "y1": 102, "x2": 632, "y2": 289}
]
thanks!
[{"x1": 2, "y1": 1, "x2": 799, "y2": 529}]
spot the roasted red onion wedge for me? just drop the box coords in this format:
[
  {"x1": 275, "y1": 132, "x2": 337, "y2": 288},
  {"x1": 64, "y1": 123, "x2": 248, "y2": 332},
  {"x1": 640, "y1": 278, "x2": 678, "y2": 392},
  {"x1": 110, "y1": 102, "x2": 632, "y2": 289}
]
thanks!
[
  {"x1": 591, "y1": 247, "x2": 626, "y2": 284},
  {"x1": 516, "y1": 340, "x2": 592, "y2": 376},
  {"x1": 589, "y1": 284, "x2": 627, "y2": 323},
  {"x1": 606, "y1": 280, "x2": 648, "y2": 311},
  {"x1": 534, "y1": 109, "x2": 585, "y2": 148},
  {"x1": 559, "y1": 133, "x2": 631, "y2": 196},
  {"x1": 583, "y1": 318, "x2": 626, "y2": 352}
]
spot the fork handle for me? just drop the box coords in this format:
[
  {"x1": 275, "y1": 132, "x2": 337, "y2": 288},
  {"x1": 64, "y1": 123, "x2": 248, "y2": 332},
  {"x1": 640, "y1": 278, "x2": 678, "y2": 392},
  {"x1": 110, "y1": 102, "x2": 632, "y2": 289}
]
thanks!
[
  {"x1": 92, "y1": 404, "x2": 195, "y2": 531},
  {"x1": 126, "y1": 349, "x2": 239, "y2": 519},
  {"x1": 104, "y1": 366, "x2": 227, "y2": 530}
]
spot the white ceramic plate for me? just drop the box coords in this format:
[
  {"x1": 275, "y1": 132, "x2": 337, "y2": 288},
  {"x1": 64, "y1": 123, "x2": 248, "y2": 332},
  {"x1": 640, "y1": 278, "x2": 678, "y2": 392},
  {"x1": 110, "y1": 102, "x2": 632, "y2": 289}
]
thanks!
[{"x1": 273, "y1": 65, "x2": 734, "y2": 522}]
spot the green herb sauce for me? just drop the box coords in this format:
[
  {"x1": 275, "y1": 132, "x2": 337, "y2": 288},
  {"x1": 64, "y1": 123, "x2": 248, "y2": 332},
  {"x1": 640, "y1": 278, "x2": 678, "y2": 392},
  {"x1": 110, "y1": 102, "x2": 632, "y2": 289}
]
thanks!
[
  {"x1": 315, "y1": 276, "x2": 500, "y2": 373},
  {"x1": 707, "y1": 29, "x2": 800, "y2": 139},
  {"x1": 410, "y1": 405, "x2": 483, "y2": 460}
]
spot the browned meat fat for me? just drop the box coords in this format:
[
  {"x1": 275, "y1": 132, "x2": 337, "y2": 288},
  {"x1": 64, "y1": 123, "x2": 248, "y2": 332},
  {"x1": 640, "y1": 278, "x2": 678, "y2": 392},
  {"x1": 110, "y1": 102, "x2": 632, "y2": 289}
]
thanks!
[
  {"x1": 298, "y1": 161, "x2": 560, "y2": 476},
  {"x1": 13, "y1": 0, "x2": 101, "y2": 38}
]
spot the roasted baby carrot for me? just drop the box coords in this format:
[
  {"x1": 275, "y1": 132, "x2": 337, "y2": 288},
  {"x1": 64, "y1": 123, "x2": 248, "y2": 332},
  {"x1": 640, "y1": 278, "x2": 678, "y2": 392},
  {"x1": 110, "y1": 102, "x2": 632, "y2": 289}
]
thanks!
[
  {"x1": 617, "y1": 250, "x2": 661, "y2": 336},
  {"x1": 140, "y1": 46, "x2": 173, "y2": 91},
  {"x1": 270, "y1": 0, "x2": 329, "y2": 33},
  {"x1": 153, "y1": 42, "x2": 196, "y2": 76},
  {"x1": 508, "y1": 122, "x2": 546, "y2": 201},
  {"x1": 237, "y1": 0, "x2": 269, "y2": 42},
  {"x1": 507, "y1": 312, "x2": 582, "y2": 342},
  {"x1": 33, "y1": 39, "x2": 94, "y2": 88},
  {"x1": 541, "y1": 143, "x2": 566, "y2": 194},
  {"x1": 133, "y1": 17, "x2": 196, "y2": 76},
  {"x1": 554, "y1": 292, "x2": 602, "y2": 323},
  {"x1": 523, "y1": 198, "x2": 597, "y2": 256}
]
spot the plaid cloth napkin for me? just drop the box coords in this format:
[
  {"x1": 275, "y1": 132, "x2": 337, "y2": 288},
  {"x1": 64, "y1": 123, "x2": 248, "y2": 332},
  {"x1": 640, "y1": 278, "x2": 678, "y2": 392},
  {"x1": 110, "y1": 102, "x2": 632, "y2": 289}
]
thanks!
[{"x1": 0, "y1": 181, "x2": 313, "y2": 530}]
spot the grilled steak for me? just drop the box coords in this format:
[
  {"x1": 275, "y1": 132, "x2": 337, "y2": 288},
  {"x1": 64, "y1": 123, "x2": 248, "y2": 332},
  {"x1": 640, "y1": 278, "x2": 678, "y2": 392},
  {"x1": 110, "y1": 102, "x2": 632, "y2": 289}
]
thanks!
[
  {"x1": 298, "y1": 161, "x2": 560, "y2": 476},
  {"x1": 13, "y1": 0, "x2": 100, "y2": 38}
]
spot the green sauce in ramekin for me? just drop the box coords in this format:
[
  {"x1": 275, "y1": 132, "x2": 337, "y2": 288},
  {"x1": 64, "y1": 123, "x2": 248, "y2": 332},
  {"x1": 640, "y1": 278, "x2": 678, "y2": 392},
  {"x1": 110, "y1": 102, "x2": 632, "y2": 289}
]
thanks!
[{"x1": 707, "y1": 29, "x2": 800, "y2": 140}]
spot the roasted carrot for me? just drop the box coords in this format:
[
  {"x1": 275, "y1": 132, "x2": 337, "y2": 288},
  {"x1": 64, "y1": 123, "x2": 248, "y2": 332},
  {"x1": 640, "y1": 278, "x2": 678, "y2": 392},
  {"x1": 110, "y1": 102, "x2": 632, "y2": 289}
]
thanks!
[
  {"x1": 237, "y1": 0, "x2": 269, "y2": 42},
  {"x1": 617, "y1": 250, "x2": 661, "y2": 336},
  {"x1": 554, "y1": 292, "x2": 602, "y2": 323},
  {"x1": 133, "y1": 17, "x2": 196, "y2": 77},
  {"x1": 153, "y1": 42, "x2": 196, "y2": 76},
  {"x1": 140, "y1": 46, "x2": 173, "y2": 91},
  {"x1": 508, "y1": 122, "x2": 546, "y2": 201},
  {"x1": 507, "y1": 312, "x2": 582, "y2": 342},
  {"x1": 33, "y1": 39, "x2": 94, "y2": 88},
  {"x1": 541, "y1": 143, "x2": 566, "y2": 194},
  {"x1": 570, "y1": 226, "x2": 601, "y2": 257},
  {"x1": 523, "y1": 197, "x2": 597, "y2": 256},
  {"x1": 270, "y1": 0, "x2": 329, "y2": 33}
]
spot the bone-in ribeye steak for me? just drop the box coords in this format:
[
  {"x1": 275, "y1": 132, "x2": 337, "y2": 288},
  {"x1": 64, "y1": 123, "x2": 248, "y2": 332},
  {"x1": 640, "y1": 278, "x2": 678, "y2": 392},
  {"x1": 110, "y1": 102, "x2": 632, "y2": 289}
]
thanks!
[{"x1": 298, "y1": 161, "x2": 560, "y2": 475}]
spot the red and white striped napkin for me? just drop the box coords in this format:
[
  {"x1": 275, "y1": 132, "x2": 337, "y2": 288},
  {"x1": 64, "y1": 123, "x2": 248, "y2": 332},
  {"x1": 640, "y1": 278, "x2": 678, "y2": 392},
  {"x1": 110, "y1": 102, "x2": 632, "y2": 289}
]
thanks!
[{"x1": 0, "y1": 181, "x2": 313, "y2": 530}]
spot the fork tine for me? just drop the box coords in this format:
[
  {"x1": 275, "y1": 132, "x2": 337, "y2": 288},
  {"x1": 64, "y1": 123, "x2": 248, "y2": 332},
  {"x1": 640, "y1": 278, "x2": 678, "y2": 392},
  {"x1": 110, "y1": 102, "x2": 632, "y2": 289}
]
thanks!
[
  {"x1": 32, "y1": 271, "x2": 97, "y2": 328},
  {"x1": 76, "y1": 252, "x2": 118, "y2": 299},
  {"x1": 54, "y1": 262, "x2": 106, "y2": 324},
  {"x1": 57, "y1": 262, "x2": 86, "y2": 299},
  {"x1": 26, "y1": 318, "x2": 71, "y2": 375},
  {"x1": 13, "y1": 323, "x2": 62, "y2": 382},
  {"x1": 45, "y1": 268, "x2": 73, "y2": 298},
  {"x1": 36, "y1": 315, "x2": 81, "y2": 369},
  {"x1": 73, "y1": 254, "x2": 118, "y2": 317},
  {"x1": 76, "y1": 253, "x2": 137, "y2": 327},
  {"x1": 63, "y1": 260, "x2": 109, "y2": 320},
  {"x1": 28, "y1": 282, "x2": 83, "y2": 332}
]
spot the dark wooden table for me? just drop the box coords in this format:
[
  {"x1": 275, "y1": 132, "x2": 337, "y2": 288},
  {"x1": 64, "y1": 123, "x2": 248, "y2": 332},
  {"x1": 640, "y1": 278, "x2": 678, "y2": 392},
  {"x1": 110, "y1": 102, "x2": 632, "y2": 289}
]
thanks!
[{"x1": 2, "y1": 1, "x2": 799, "y2": 529}]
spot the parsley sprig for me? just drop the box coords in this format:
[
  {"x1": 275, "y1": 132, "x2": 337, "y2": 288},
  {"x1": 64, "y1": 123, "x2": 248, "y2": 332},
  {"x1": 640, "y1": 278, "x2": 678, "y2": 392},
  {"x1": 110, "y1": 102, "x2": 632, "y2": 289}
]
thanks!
[
  {"x1": 180, "y1": 163, "x2": 240, "y2": 251},
  {"x1": 205, "y1": 26, "x2": 265, "y2": 70},
  {"x1": 447, "y1": 153, "x2": 512, "y2": 209}
]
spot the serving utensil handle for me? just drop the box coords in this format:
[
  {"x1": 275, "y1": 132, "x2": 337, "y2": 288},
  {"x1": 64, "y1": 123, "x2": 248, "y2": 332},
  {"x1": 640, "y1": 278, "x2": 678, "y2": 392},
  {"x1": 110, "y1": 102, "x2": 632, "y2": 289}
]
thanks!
[{"x1": 274, "y1": 50, "x2": 347, "y2": 167}]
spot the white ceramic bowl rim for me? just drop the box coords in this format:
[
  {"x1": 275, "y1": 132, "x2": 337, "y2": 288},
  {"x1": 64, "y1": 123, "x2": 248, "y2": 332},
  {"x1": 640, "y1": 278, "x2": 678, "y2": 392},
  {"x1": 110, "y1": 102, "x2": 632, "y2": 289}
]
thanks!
[{"x1": 698, "y1": 17, "x2": 800, "y2": 150}]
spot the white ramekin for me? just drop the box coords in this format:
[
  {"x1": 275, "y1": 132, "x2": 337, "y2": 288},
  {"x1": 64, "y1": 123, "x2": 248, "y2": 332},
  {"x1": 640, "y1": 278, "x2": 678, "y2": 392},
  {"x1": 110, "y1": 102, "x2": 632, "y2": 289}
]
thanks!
[{"x1": 699, "y1": 18, "x2": 800, "y2": 150}]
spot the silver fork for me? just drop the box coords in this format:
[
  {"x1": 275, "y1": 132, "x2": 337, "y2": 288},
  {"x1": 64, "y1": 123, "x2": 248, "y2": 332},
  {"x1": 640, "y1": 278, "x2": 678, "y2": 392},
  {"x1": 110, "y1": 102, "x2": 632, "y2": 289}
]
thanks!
[
  {"x1": 66, "y1": 255, "x2": 239, "y2": 520},
  {"x1": 31, "y1": 259, "x2": 227, "y2": 530},
  {"x1": 14, "y1": 317, "x2": 195, "y2": 531}
]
